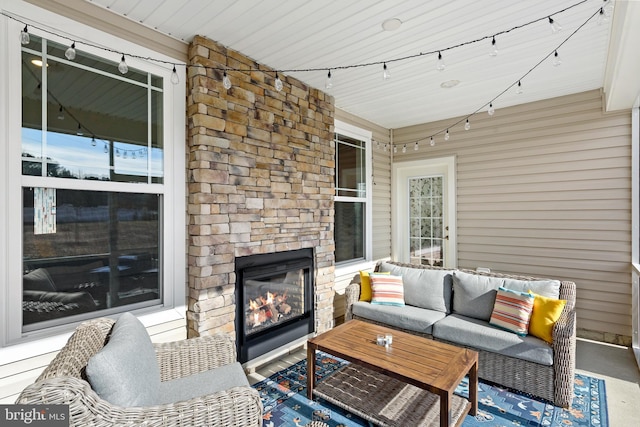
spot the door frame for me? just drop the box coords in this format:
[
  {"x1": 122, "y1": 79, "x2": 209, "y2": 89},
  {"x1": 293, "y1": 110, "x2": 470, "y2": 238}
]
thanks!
[{"x1": 391, "y1": 156, "x2": 457, "y2": 267}]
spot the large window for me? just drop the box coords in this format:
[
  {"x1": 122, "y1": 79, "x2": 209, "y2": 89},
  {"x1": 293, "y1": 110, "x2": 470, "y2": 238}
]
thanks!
[
  {"x1": 334, "y1": 122, "x2": 372, "y2": 264},
  {"x1": 18, "y1": 35, "x2": 165, "y2": 331}
]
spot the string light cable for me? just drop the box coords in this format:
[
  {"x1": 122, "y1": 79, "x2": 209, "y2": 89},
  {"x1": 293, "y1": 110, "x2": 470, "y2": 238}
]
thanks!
[
  {"x1": 3, "y1": 0, "x2": 593, "y2": 84},
  {"x1": 383, "y1": 2, "x2": 606, "y2": 151}
]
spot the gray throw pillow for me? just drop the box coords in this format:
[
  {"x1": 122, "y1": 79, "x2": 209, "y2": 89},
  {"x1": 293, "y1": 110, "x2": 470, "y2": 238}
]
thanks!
[
  {"x1": 378, "y1": 262, "x2": 453, "y2": 313},
  {"x1": 23, "y1": 268, "x2": 57, "y2": 292},
  {"x1": 86, "y1": 313, "x2": 160, "y2": 407},
  {"x1": 452, "y1": 271, "x2": 504, "y2": 321}
]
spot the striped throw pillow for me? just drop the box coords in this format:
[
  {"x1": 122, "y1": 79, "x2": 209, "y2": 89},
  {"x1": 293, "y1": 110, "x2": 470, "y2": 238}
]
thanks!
[
  {"x1": 370, "y1": 274, "x2": 405, "y2": 306},
  {"x1": 489, "y1": 287, "x2": 534, "y2": 336}
]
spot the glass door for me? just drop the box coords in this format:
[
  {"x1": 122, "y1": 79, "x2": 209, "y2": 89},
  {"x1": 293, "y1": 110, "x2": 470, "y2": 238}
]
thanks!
[{"x1": 409, "y1": 175, "x2": 446, "y2": 266}]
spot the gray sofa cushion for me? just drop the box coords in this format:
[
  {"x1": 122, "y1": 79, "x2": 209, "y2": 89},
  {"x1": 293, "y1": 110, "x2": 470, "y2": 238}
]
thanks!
[
  {"x1": 452, "y1": 271, "x2": 504, "y2": 321},
  {"x1": 378, "y1": 262, "x2": 453, "y2": 313},
  {"x1": 503, "y1": 278, "x2": 561, "y2": 299},
  {"x1": 352, "y1": 301, "x2": 446, "y2": 335},
  {"x1": 23, "y1": 268, "x2": 57, "y2": 292},
  {"x1": 433, "y1": 314, "x2": 553, "y2": 366},
  {"x1": 156, "y1": 361, "x2": 250, "y2": 405},
  {"x1": 86, "y1": 313, "x2": 160, "y2": 407}
]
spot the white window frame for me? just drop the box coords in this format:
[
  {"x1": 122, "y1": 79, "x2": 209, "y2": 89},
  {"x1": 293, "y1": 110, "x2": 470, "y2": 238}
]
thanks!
[
  {"x1": 333, "y1": 120, "x2": 373, "y2": 277},
  {"x1": 0, "y1": 2, "x2": 186, "y2": 362},
  {"x1": 631, "y1": 100, "x2": 640, "y2": 368}
]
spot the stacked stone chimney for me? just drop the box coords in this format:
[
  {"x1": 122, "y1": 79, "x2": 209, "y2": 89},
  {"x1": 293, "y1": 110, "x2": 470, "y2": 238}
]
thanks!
[{"x1": 186, "y1": 36, "x2": 335, "y2": 340}]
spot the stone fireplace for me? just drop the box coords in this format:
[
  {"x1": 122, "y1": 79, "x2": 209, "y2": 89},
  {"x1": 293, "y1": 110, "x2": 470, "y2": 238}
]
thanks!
[{"x1": 186, "y1": 35, "x2": 335, "y2": 357}]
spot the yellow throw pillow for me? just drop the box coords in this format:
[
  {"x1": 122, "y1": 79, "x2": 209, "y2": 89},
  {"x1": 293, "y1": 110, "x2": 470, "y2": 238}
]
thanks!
[
  {"x1": 358, "y1": 270, "x2": 390, "y2": 301},
  {"x1": 528, "y1": 291, "x2": 567, "y2": 343}
]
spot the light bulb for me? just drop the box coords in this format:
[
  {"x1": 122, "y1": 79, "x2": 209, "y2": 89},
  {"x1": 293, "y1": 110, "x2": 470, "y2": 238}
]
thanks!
[
  {"x1": 516, "y1": 81, "x2": 523, "y2": 94},
  {"x1": 548, "y1": 16, "x2": 562, "y2": 34},
  {"x1": 118, "y1": 55, "x2": 128, "y2": 74},
  {"x1": 123, "y1": 151, "x2": 128, "y2": 159},
  {"x1": 430, "y1": 137, "x2": 435, "y2": 147},
  {"x1": 77, "y1": 124, "x2": 83, "y2": 136},
  {"x1": 65, "y1": 42, "x2": 76, "y2": 60},
  {"x1": 132, "y1": 152, "x2": 136, "y2": 159},
  {"x1": 393, "y1": 145, "x2": 397, "y2": 153},
  {"x1": 20, "y1": 25, "x2": 30, "y2": 45},
  {"x1": 103, "y1": 143, "x2": 108, "y2": 153},
  {"x1": 383, "y1": 63, "x2": 391, "y2": 80},
  {"x1": 489, "y1": 36, "x2": 498, "y2": 57},
  {"x1": 91, "y1": 137, "x2": 96, "y2": 147},
  {"x1": 116, "y1": 149, "x2": 120, "y2": 157},
  {"x1": 488, "y1": 103, "x2": 495, "y2": 116},
  {"x1": 325, "y1": 70, "x2": 333, "y2": 89},
  {"x1": 58, "y1": 106, "x2": 64, "y2": 120},
  {"x1": 414, "y1": 141, "x2": 419, "y2": 151},
  {"x1": 275, "y1": 73, "x2": 283, "y2": 91},
  {"x1": 597, "y1": 8, "x2": 610, "y2": 25},
  {"x1": 171, "y1": 66, "x2": 179, "y2": 85},
  {"x1": 223, "y1": 71, "x2": 232, "y2": 89},
  {"x1": 436, "y1": 51, "x2": 445, "y2": 71},
  {"x1": 383, "y1": 144, "x2": 388, "y2": 152},
  {"x1": 402, "y1": 144, "x2": 407, "y2": 153},
  {"x1": 553, "y1": 50, "x2": 562, "y2": 67},
  {"x1": 444, "y1": 129, "x2": 450, "y2": 141},
  {"x1": 464, "y1": 119, "x2": 471, "y2": 131}
]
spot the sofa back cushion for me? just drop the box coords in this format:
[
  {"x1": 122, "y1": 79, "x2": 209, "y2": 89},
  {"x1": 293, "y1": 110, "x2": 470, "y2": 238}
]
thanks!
[
  {"x1": 452, "y1": 271, "x2": 505, "y2": 321},
  {"x1": 86, "y1": 312, "x2": 160, "y2": 407},
  {"x1": 503, "y1": 278, "x2": 561, "y2": 299},
  {"x1": 378, "y1": 262, "x2": 453, "y2": 313}
]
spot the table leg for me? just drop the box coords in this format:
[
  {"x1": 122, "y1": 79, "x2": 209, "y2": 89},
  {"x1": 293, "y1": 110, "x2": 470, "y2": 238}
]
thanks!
[
  {"x1": 307, "y1": 344, "x2": 316, "y2": 399},
  {"x1": 469, "y1": 360, "x2": 478, "y2": 416},
  {"x1": 440, "y1": 391, "x2": 451, "y2": 427}
]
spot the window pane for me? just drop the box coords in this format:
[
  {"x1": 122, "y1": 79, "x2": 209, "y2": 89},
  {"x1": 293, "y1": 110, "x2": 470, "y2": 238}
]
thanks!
[
  {"x1": 22, "y1": 188, "x2": 161, "y2": 328},
  {"x1": 21, "y1": 35, "x2": 163, "y2": 183},
  {"x1": 335, "y1": 201, "x2": 364, "y2": 263},
  {"x1": 336, "y1": 133, "x2": 365, "y2": 197}
]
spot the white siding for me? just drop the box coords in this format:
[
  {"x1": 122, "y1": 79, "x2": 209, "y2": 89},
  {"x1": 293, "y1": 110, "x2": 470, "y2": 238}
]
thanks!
[{"x1": 393, "y1": 90, "x2": 632, "y2": 339}]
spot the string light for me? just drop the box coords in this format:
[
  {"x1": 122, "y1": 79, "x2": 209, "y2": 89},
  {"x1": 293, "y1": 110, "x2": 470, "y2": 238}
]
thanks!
[
  {"x1": 488, "y1": 103, "x2": 495, "y2": 116},
  {"x1": 402, "y1": 144, "x2": 407, "y2": 153},
  {"x1": 464, "y1": 119, "x2": 471, "y2": 131},
  {"x1": 103, "y1": 142, "x2": 108, "y2": 153},
  {"x1": 223, "y1": 71, "x2": 232, "y2": 89},
  {"x1": 436, "y1": 51, "x2": 445, "y2": 71},
  {"x1": 393, "y1": 144, "x2": 397, "y2": 153},
  {"x1": 65, "y1": 42, "x2": 76, "y2": 60},
  {"x1": 414, "y1": 141, "x2": 419, "y2": 150},
  {"x1": 430, "y1": 137, "x2": 435, "y2": 147},
  {"x1": 489, "y1": 36, "x2": 498, "y2": 57},
  {"x1": 118, "y1": 54, "x2": 128, "y2": 74},
  {"x1": 274, "y1": 73, "x2": 283, "y2": 91},
  {"x1": 444, "y1": 129, "x2": 450, "y2": 141},
  {"x1": 20, "y1": 25, "x2": 29, "y2": 45},
  {"x1": 553, "y1": 50, "x2": 562, "y2": 66},
  {"x1": 325, "y1": 70, "x2": 333, "y2": 89},
  {"x1": 57, "y1": 106, "x2": 64, "y2": 120},
  {"x1": 549, "y1": 16, "x2": 562, "y2": 34},
  {"x1": 516, "y1": 80, "x2": 523, "y2": 94},
  {"x1": 383, "y1": 63, "x2": 390, "y2": 80},
  {"x1": 76, "y1": 124, "x2": 83, "y2": 136},
  {"x1": 170, "y1": 65, "x2": 179, "y2": 84}
]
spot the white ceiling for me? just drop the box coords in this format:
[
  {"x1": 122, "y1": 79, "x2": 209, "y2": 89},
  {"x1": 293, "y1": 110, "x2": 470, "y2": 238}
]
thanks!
[{"x1": 84, "y1": 0, "x2": 626, "y2": 130}]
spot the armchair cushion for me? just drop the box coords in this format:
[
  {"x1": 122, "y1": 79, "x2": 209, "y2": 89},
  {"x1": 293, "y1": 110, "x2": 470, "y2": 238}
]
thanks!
[
  {"x1": 86, "y1": 313, "x2": 160, "y2": 407},
  {"x1": 156, "y1": 361, "x2": 249, "y2": 405}
]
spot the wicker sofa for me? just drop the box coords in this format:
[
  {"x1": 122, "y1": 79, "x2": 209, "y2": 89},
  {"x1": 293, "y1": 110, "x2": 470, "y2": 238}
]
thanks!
[
  {"x1": 17, "y1": 316, "x2": 263, "y2": 426},
  {"x1": 345, "y1": 261, "x2": 576, "y2": 408}
]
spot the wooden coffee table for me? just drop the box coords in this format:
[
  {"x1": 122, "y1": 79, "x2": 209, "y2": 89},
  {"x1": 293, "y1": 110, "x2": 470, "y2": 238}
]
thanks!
[{"x1": 307, "y1": 320, "x2": 478, "y2": 427}]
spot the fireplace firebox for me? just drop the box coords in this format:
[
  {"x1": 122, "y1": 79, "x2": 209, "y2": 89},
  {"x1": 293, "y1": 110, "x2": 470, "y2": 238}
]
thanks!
[{"x1": 235, "y1": 248, "x2": 315, "y2": 363}]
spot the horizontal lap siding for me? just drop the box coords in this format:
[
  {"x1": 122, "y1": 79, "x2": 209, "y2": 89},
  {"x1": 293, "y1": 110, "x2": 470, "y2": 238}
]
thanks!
[{"x1": 392, "y1": 90, "x2": 632, "y2": 338}]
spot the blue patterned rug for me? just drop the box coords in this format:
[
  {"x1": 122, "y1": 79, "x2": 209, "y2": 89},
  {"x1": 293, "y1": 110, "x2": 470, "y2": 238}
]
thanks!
[{"x1": 252, "y1": 352, "x2": 608, "y2": 427}]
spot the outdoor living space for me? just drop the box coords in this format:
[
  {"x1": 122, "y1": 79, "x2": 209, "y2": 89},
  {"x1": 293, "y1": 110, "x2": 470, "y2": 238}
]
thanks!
[{"x1": 2, "y1": 1, "x2": 640, "y2": 426}]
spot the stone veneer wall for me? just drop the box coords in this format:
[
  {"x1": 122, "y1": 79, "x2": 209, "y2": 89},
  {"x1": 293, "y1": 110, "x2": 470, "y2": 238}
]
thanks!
[{"x1": 186, "y1": 36, "x2": 336, "y2": 340}]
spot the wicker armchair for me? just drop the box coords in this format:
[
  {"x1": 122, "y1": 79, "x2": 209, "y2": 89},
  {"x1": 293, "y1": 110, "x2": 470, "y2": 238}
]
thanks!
[
  {"x1": 345, "y1": 261, "x2": 576, "y2": 408},
  {"x1": 16, "y1": 318, "x2": 263, "y2": 427}
]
